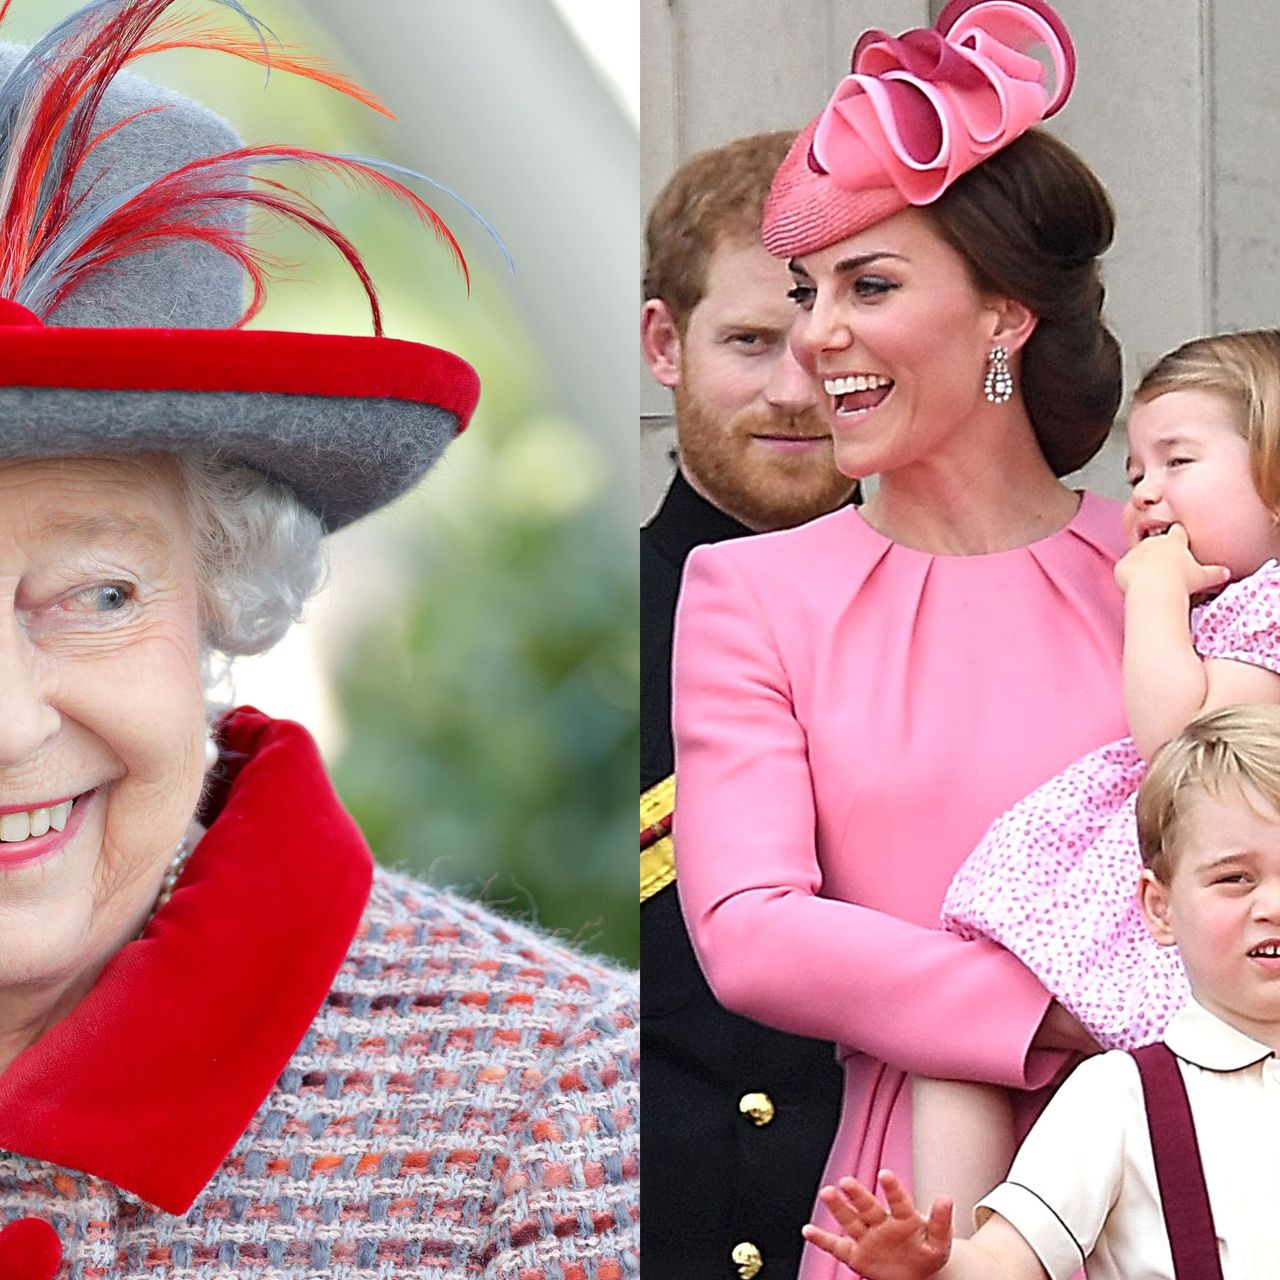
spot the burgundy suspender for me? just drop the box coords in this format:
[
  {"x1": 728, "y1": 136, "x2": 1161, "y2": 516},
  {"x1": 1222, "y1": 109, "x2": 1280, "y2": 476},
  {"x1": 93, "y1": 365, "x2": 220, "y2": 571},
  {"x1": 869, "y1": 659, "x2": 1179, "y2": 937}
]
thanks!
[{"x1": 1131, "y1": 1042, "x2": 1224, "y2": 1280}]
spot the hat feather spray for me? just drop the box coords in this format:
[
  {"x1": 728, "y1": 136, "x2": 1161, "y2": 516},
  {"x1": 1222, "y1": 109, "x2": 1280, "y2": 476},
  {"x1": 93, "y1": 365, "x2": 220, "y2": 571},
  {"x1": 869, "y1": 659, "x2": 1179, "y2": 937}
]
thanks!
[
  {"x1": 0, "y1": 0, "x2": 498, "y2": 320},
  {"x1": 0, "y1": 0, "x2": 505, "y2": 530}
]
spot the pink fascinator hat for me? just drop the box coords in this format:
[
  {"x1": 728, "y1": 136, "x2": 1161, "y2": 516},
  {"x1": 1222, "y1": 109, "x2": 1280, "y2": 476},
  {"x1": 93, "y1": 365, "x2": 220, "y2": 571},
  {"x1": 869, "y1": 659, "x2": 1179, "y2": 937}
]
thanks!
[{"x1": 763, "y1": 0, "x2": 1075, "y2": 257}]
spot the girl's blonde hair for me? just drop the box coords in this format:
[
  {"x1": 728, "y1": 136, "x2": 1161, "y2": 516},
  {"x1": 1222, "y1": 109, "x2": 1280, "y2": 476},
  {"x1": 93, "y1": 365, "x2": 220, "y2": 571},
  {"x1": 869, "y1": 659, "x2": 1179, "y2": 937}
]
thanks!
[{"x1": 1135, "y1": 329, "x2": 1280, "y2": 511}]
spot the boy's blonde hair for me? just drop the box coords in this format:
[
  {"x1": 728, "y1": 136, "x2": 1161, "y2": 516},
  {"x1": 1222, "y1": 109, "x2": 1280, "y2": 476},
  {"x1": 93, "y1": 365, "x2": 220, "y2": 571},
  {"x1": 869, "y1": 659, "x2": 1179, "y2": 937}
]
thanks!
[
  {"x1": 1136, "y1": 705, "x2": 1280, "y2": 881},
  {"x1": 1135, "y1": 329, "x2": 1280, "y2": 511}
]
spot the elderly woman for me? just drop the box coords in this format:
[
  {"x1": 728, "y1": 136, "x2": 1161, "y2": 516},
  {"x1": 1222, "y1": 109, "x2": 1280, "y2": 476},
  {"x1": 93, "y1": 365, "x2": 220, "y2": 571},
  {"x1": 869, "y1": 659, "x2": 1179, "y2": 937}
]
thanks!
[
  {"x1": 673, "y1": 3, "x2": 1123, "y2": 1276},
  {"x1": 0, "y1": 4, "x2": 638, "y2": 1279}
]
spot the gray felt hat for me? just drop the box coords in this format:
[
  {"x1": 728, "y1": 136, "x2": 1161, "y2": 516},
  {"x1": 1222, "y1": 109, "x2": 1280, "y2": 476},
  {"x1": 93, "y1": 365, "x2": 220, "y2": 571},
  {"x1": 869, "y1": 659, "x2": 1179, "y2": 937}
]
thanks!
[{"x1": 0, "y1": 6, "x2": 481, "y2": 532}]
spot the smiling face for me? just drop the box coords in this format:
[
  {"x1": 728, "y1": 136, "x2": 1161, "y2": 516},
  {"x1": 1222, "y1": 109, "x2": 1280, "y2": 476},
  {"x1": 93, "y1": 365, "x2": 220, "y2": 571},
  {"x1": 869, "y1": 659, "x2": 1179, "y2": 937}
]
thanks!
[
  {"x1": 1124, "y1": 388, "x2": 1280, "y2": 577},
  {"x1": 661, "y1": 237, "x2": 856, "y2": 531},
  {"x1": 785, "y1": 208, "x2": 1009, "y2": 482},
  {"x1": 1141, "y1": 783, "x2": 1280, "y2": 1049},
  {"x1": 0, "y1": 455, "x2": 206, "y2": 1018}
]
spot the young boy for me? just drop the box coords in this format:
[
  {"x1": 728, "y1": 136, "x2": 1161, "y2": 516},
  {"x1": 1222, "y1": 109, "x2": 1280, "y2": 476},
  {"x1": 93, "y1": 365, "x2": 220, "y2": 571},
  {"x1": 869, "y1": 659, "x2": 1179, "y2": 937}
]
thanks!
[{"x1": 803, "y1": 703, "x2": 1280, "y2": 1279}]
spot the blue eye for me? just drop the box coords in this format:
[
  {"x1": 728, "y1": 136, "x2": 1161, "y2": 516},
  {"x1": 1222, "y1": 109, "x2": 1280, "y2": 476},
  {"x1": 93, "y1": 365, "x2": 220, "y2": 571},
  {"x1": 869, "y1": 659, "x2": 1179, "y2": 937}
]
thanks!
[
  {"x1": 66, "y1": 583, "x2": 133, "y2": 612},
  {"x1": 97, "y1": 585, "x2": 129, "y2": 611}
]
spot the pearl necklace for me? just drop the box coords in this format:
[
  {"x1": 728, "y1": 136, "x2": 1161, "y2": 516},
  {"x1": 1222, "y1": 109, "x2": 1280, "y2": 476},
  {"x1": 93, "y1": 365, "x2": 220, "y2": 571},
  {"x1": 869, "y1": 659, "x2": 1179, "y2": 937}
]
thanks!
[{"x1": 153, "y1": 837, "x2": 193, "y2": 911}]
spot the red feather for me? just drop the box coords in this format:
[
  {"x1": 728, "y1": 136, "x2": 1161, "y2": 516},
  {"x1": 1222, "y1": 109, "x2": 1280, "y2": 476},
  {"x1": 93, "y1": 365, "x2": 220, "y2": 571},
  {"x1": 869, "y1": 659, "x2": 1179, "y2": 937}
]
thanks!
[
  {"x1": 51, "y1": 159, "x2": 386, "y2": 331},
  {"x1": 0, "y1": 0, "x2": 474, "y2": 327},
  {"x1": 41, "y1": 145, "x2": 472, "y2": 329},
  {"x1": 1, "y1": 2, "x2": 183, "y2": 286},
  {"x1": 128, "y1": 14, "x2": 394, "y2": 119}
]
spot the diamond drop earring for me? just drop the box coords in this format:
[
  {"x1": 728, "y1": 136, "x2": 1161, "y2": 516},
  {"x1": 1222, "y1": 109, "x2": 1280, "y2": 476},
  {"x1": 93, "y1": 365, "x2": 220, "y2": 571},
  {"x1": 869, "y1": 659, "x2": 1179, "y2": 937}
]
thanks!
[{"x1": 983, "y1": 344, "x2": 1014, "y2": 403}]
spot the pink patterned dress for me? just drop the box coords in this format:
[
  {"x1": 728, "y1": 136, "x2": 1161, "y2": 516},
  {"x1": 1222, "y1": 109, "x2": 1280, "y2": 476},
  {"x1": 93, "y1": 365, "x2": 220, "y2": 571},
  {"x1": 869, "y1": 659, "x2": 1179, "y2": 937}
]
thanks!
[{"x1": 943, "y1": 560, "x2": 1280, "y2": 1050}]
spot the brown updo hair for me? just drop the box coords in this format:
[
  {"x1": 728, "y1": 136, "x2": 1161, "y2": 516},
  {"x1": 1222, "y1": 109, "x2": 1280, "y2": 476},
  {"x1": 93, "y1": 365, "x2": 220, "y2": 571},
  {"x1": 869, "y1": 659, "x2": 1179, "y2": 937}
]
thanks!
[{"x1": 927, "y1": 129, "x2": 1121, "y2": 476}]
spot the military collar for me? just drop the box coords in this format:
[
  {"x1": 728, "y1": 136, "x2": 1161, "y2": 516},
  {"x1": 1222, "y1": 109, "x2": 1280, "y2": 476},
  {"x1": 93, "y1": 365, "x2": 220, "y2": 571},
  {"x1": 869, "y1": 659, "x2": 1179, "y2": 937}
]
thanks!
[
  {"x1": 642, "y1": 471, "x2": 753, "y2": 568},
  {"x1": 0, "y1": 709, "x2": 373, "y2": 1214}
]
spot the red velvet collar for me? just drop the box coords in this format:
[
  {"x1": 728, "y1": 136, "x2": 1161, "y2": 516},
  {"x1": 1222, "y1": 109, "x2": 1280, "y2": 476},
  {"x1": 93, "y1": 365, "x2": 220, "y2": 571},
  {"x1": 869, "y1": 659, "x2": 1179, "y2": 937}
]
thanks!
[{"x1": 0, "y1": 708, "x2": 373, "y2": 1214}]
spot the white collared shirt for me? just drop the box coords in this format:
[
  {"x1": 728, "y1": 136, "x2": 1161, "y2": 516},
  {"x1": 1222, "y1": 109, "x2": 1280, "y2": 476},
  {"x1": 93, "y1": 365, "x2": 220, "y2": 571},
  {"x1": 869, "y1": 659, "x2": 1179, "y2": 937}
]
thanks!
[{"x1": 976, "y1": 1000, "x2": 1280, "y2": 1279}]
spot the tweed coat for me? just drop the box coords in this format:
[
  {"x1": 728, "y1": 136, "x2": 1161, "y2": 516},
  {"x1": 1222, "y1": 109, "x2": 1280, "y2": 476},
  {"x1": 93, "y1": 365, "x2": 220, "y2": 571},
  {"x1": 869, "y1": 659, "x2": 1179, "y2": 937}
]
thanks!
[{"x1": 0, "y1": 709, "x2": 639, "y2": 1280}]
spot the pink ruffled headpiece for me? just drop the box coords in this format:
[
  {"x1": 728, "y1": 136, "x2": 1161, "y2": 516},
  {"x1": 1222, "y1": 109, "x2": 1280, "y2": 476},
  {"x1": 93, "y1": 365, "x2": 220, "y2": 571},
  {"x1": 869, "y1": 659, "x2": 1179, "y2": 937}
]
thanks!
[{"x1": 762, "y1": 0, "x2": 1075, "y2": 257}]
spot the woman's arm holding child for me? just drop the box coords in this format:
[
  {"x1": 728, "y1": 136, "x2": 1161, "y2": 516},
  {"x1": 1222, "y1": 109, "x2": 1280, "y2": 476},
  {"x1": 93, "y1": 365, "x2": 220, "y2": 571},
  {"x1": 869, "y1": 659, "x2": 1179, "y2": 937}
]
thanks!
[
  {"x1": 802, "y1": 1172, "x2": 1047, "y2": 1280},
  {"x1": 1114, "y1": 524, "x2": 1280, "y2": 759}
]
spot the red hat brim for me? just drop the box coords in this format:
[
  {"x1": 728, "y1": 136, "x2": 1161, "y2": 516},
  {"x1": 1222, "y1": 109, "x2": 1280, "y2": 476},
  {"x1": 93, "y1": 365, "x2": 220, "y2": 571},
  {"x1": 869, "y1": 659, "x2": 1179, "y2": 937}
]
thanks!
[
  {"x1": 0, "y1": 318, "x2": 477, "y2": 418},
  {"x1": 0, "y1": 310, "x2": 479, "y2": 530}
]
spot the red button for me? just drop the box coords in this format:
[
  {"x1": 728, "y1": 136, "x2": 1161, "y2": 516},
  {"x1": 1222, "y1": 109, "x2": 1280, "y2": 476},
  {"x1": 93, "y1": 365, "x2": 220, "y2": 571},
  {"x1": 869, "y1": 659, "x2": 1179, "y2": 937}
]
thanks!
[{"x1": 0, "y1": 1217, "x2": 61, "y2": 1280}]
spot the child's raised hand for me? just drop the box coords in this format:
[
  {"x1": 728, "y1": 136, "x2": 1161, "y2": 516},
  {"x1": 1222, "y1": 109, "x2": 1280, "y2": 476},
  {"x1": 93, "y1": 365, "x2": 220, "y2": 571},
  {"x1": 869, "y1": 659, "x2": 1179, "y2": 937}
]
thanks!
[
  {"x1": 1114, "y1": 522, "x2": 1230, "y2": 597},
  {"x1": 802, "y1": 1171, "x2": 953, "y2": 1280}
]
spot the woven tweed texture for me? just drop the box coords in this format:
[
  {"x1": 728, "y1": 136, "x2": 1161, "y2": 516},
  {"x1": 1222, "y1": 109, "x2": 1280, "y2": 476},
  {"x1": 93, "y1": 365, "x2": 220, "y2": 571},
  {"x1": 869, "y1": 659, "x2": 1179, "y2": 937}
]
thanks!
[{"x1": 0, "y1": 868, "x2": 640, "y2": 1279}]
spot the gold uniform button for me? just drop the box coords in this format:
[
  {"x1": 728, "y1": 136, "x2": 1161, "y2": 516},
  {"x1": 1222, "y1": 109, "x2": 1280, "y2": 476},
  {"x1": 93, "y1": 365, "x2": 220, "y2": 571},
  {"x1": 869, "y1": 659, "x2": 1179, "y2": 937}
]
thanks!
[
  {"x1": 738, "y1": 1090, "x2": 776, "y2": 1126},
  {"x1": 731, "y1": 1241, "x2": 763, "y2": 1279}
]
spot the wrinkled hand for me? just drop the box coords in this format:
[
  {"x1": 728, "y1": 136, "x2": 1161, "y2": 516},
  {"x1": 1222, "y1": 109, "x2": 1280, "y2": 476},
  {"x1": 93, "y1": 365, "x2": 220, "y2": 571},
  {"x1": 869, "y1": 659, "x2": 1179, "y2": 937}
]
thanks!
[
  {"x1": 1114, "y1": 523, "x2": 1229, "y2": 597},
  {"x1": 802, "y1": 1171, "x2": 953, "y2": 1280}
]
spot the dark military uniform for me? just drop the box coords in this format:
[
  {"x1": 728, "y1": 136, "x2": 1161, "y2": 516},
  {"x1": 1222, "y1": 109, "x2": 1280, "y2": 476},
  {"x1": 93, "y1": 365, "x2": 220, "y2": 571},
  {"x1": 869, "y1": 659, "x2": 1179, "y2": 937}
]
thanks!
[{"x1": 642, "y1": 471, "x2": 844, "y2": 1280}]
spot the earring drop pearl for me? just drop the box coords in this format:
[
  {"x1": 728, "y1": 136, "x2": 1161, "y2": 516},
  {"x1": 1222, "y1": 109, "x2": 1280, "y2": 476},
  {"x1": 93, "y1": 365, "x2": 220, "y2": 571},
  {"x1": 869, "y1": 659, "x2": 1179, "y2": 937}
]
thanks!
[{"x1": 204, "y1": 734, "x2": 219, "y2": 770}]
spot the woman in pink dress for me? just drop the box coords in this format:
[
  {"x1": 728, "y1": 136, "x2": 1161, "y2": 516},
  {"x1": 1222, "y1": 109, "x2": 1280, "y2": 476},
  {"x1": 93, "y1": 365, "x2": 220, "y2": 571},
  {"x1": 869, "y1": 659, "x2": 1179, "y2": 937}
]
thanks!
[{"x1": 672, "y1": 3, "x2": 1127, "y2": 1274}]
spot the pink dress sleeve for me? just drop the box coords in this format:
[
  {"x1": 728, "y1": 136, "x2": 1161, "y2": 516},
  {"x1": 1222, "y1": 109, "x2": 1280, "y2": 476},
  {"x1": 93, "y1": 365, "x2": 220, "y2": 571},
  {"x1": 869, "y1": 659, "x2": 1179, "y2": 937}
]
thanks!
[
  {"x1": 1192, "y1": 559, "x2": 1280, "y2": 670},
  {"x1": 672, "y1": 542, "x2": 1067, "y2": 1091}
]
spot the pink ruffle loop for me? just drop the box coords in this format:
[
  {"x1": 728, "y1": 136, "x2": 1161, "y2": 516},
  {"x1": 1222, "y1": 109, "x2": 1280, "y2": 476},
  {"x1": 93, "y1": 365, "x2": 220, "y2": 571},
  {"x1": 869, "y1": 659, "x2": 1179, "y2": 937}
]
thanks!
[
  {"x1": 945, "y1": 0, "x2": 1076, "y2": 116},
  {"x1": 853, "y1": 27, "x2": 985, "y2": 86},
  {"x1": 811, "y1": 0, "x2": 1075, "y2": 208}
]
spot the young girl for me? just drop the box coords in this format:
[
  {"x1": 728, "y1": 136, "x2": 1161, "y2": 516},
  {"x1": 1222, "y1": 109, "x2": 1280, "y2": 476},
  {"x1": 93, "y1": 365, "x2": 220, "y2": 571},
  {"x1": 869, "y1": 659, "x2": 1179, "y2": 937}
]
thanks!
[{"x1": 912, "y1": 329, "x2": 1280, "y2": 1229}]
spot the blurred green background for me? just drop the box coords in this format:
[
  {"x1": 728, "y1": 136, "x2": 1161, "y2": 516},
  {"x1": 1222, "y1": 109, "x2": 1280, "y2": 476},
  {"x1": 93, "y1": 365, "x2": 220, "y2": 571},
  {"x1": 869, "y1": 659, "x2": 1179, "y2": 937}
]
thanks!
[{"x1": 6, "y1": 0, "x2": 638, "y2": 964}]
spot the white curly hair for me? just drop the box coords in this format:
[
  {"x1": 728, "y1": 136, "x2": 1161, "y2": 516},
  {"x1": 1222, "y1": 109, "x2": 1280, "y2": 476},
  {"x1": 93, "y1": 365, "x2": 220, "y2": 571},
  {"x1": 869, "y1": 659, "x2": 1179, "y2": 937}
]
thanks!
[{"x1": 173, "y1": 453, "x2": 327, "y2": 695}]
